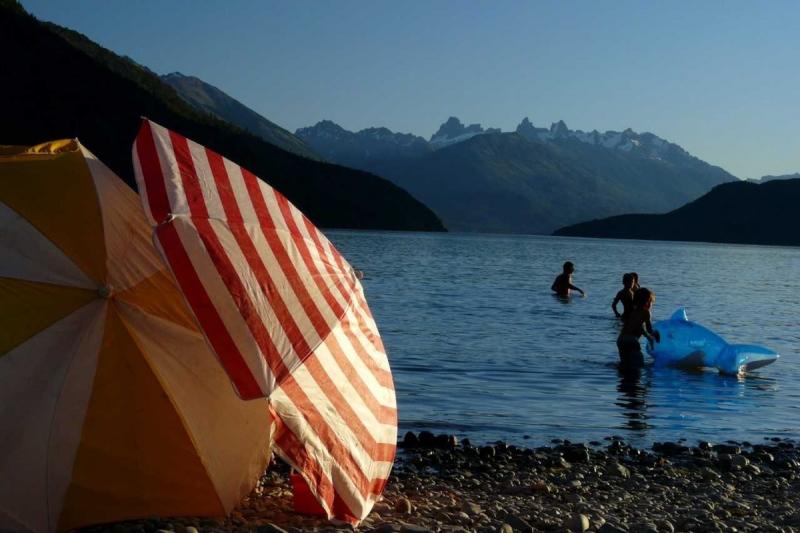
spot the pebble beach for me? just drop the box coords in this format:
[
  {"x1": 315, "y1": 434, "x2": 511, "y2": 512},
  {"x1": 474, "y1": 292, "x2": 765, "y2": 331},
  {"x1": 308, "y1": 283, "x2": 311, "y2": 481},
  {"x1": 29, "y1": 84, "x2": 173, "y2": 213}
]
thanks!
[{"x1": 81, "y1": 431, "x2": 800, "y2": 533}]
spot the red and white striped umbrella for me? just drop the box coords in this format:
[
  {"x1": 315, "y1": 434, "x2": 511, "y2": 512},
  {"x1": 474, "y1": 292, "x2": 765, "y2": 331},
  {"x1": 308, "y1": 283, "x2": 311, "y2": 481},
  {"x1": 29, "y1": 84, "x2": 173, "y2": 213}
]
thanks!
[{"x1": 132, "y1": 119, "x2": 397, "y2": 523}]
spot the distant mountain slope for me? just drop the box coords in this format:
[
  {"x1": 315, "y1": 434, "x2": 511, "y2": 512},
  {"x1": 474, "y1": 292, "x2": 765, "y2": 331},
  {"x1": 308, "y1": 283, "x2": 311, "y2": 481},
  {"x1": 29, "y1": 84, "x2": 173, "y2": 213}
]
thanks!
[
  {"x1": 296, "y1": 117, "x2": 736, "y2": 234},
  {"x1": 296, "y1": 120, "x2": 431, "y2": 170},
  {"x1": 554, "y1": 178, "x2": 800, "y2": 246},
  {"x1": 162, "y1": 72, "x2": 321, "y2": 161},
  {"x1": 0, "y1": 1, "x2": 443, "y2": 232},
  {"x1": 750, "y1": 172, "x2": 800, "y2": 183},
  {"x1": 371, "y1": 132, "x2": 623, "y2": 233},
  {"x1": 373, "y1": 130, "x2": 734, "y2": 234}
]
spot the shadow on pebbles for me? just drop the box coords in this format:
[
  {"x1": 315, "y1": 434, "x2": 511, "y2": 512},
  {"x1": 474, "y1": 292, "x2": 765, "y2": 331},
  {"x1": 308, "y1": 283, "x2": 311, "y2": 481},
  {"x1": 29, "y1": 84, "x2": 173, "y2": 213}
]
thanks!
[{"x1": 78, "y1": 432, "x2": 800, "y2": 533}]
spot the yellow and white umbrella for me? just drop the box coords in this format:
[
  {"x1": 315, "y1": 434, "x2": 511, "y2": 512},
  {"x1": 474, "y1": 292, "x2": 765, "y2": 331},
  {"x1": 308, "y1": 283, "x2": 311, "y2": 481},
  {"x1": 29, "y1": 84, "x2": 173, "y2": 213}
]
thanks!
[{"x1": 0, "y1": 140, "x2": 272, "y2": 532}]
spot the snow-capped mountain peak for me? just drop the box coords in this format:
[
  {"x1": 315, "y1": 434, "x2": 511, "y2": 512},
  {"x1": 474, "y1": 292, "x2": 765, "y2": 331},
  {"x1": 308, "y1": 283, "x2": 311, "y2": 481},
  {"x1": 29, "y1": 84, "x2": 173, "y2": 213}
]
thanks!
[
  {"x1": 515, "y1": 118, "x2": 687, "y2": 160},
  {"x1": 429, "y1": 117, "x2": 500, "y2": 148},
  {"x1": 296, "y1": 115, "x2": 699, "y2": 167}
]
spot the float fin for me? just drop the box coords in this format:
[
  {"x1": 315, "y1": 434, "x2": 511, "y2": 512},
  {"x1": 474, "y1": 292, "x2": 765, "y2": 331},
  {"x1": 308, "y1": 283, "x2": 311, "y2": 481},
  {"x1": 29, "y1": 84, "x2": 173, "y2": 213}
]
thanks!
[{"x1": 670, "y1": 308, "x2": 689, "y2": 322}]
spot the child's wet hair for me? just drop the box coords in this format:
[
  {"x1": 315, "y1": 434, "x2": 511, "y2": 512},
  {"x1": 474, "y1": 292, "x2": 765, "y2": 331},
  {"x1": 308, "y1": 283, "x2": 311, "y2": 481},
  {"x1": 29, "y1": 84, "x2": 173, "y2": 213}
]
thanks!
[
  {"x1": 633, "y1": 287, "x2": 655, "y2": 307},
  {"x1": 563, "y1": 261, "x2": 574, "y2": 272},
  {"x1": 622, "y1": 273, "x2": 633, "y2": 285}
]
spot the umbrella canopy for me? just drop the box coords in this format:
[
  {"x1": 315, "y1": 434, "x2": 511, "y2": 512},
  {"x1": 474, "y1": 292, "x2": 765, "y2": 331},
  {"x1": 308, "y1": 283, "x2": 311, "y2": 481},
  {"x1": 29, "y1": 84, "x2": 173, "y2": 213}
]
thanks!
[
  {"x1": 0, "y1": 140, "x2": 272, "y2": 532},
  {"x1": 133, "y1": 119, "x2": 397, "y2": 523}
]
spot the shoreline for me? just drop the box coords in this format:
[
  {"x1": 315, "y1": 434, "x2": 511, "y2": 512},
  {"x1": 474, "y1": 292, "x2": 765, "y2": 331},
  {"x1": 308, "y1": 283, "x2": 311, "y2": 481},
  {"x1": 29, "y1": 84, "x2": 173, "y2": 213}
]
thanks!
[{"x1": 79, "y1": 431, "x2": 800, "y2": 533}]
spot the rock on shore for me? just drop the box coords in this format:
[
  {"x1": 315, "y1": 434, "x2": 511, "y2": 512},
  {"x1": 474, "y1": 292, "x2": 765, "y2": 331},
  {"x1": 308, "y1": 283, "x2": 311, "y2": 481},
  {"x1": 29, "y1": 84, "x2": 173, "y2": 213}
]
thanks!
[{"x1": 79, "y1": 434, "x2": 800, "y2": 533}]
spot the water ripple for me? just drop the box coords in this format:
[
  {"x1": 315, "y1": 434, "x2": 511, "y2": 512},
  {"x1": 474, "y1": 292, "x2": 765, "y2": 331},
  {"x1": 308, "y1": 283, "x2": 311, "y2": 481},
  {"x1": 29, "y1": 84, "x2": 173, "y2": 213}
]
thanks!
[{"x1": 330, "y1": 231, "x2": 800, "y2": 447}]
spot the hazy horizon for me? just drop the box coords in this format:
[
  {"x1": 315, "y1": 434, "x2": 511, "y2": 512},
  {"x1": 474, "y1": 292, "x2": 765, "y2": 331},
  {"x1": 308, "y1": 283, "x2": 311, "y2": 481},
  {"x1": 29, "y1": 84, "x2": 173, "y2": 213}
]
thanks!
[{"x1": 20, "y1": 0, "x2": 800, "y2": 180}]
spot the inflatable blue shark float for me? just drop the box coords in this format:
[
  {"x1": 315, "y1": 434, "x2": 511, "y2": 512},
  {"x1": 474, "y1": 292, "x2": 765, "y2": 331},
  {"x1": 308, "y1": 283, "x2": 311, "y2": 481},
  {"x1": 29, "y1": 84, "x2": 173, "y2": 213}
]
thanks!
[{"x1": 647, "y1": 308, "x2": 779, "y2": 375}]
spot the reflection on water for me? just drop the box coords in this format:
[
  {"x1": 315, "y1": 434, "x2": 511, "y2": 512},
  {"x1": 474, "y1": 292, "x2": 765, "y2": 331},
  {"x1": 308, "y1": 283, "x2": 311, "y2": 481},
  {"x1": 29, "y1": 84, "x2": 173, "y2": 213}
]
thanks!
[
  {"x1": 329, "y1": 231, "x2": 800, "y2": 446},
  {"x1": 616, "y1": 366, "x2": 652, "y2": 433},
  {"x1": 553, "y1": 294, "x2": 572, "y2": 305}
]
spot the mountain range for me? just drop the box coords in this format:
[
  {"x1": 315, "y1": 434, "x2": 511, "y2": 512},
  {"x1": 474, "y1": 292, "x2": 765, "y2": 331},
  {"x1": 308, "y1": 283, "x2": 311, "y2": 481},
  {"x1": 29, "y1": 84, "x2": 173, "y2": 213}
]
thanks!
[
  {"x1": 553, "y1": 178, "x2": 800, "y2": 247},
  {"x1": 294, "y1": 120, "x2": 430, "y2": 167},
  {"x1": 0, "y1": 1, "x2": 443, "y2": 232},
  {"x1": 296, "y1": 117, "x2": 736, "y2": 233}
]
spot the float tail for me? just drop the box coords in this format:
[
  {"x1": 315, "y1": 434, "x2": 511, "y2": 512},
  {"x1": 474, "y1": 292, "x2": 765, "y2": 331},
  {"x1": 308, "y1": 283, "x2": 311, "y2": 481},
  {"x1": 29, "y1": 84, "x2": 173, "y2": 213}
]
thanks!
[{"x1": 716, "y1": 344, "x2": 779, "y2": 375}]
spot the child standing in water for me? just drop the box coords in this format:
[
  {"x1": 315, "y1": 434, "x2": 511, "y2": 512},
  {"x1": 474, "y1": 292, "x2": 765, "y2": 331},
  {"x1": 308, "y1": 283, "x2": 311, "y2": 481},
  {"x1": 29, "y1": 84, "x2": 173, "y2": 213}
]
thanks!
[
  {"x1": 617, "y1": 288, "x2": 660, "y2": 368},
  {"x1": 551, "y1": 261, "x2": 585, "y2": 297},
  {"x1": 611, "y1": 273, "x2": 635, "y2": 320}
]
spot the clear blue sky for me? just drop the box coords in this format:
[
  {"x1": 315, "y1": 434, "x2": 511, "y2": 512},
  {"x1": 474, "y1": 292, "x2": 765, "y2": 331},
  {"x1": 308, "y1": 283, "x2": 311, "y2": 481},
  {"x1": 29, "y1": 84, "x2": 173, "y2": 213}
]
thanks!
[{"x1": 21, "y1": 0, "x2": 800, "y2": 179}]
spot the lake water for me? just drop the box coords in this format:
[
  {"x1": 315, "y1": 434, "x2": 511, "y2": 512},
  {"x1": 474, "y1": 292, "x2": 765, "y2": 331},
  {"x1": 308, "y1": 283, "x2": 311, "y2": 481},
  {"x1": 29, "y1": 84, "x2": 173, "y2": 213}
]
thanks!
[{"x1": 328, "y1": 231, "x2": 800, "y2": 448}]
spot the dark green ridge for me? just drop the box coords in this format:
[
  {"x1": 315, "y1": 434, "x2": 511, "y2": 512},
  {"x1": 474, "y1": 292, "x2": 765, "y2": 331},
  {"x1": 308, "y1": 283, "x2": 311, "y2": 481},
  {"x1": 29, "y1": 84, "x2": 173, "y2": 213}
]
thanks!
[
  {"x1": 0, "y1": 1, "x2": 445, "y2": 232},
  {"x1": 554, "y1": 178, "x2": 800, "y2": 247}
]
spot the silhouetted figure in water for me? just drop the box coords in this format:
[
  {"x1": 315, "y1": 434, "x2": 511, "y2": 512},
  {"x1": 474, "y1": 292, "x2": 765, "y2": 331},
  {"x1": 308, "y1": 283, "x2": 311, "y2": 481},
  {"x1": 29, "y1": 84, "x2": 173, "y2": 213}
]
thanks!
[
  {"x1": 551, "y1": 261, "x2": 584, "y2": 297},
  {"x1": 612, "y1": 273, "x2": 635, "y2": 320},
  {"x1": 617, "y1": 288, "x2": 660, "y2": 368}
]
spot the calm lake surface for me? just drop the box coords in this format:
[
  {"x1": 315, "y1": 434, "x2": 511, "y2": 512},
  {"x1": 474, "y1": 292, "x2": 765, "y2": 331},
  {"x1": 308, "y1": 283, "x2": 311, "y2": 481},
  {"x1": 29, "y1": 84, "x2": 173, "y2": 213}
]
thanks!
[{"x1": 328, "y1": 231, "x2": 800, "y2": 448}]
